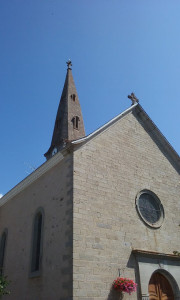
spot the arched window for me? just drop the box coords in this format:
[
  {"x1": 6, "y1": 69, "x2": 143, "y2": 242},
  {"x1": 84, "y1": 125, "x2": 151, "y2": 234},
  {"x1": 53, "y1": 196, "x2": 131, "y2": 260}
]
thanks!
[
  {"x1": 0, "y1": 229, "x2": 8, "y2": 275},
  {"x1": 30, "y1": 208, "x2": 44, "y2": 276}
]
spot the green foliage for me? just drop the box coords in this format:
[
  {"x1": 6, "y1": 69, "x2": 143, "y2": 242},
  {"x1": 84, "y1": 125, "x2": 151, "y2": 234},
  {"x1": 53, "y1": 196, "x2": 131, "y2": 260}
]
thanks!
[{"x1": 0, "y1": 275, "x2": 10, "y2": 296}]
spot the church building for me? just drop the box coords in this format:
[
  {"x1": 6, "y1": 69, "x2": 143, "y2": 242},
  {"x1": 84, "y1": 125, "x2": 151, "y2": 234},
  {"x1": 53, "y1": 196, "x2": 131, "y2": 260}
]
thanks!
[{"x1": 0, "y1": 61, "x2": 180, "y2": 300}]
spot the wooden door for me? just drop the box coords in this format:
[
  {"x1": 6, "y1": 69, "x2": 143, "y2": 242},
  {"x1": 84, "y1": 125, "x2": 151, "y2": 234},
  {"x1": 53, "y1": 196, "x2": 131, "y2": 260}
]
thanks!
[{"x1": 149, "y1": 272, "x2": 174, "y2": 300}]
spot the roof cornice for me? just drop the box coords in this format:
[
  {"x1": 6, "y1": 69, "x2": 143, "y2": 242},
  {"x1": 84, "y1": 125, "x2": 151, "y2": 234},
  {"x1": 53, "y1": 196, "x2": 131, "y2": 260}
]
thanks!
[
  {"x1": 72, "y1": 103, "x2": 138, "y2": 145},
  {"x1": 132, "y1": 249, "x2": 180, "y2": 260},
  {"x1": 0, "y1": 104, "x2": 137, "y2": 207},
  {"x1": 1, "y1": 102, "x2": 179, "y2": 207},
  {"x1": 72, "y1": 103, "x2": 180, "y2": 173},
  {"x1": 133, "y1": 104, "x2": 180, "y2": 173},
  {"x1": 0, "y1": 151, "x2": 64, "y2": 207}
]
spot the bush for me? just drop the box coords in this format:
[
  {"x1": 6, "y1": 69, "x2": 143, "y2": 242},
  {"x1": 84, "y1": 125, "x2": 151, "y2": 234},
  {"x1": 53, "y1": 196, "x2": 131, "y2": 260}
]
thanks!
[{"x1": 0, "y1": 275, "x2": 10, "y2": 296}]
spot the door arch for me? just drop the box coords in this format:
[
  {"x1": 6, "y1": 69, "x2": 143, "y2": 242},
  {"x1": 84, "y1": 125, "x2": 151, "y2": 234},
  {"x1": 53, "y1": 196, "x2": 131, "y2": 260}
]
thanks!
[{"x1": 149, "y1": 272, "x2": 174, "y2": 300}]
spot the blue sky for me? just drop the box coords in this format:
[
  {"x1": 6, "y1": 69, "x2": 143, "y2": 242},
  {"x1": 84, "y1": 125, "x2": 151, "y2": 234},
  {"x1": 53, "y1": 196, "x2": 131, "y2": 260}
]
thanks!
[{"x1": 0, "y1": 1, "x2": 180, "y2": 195}]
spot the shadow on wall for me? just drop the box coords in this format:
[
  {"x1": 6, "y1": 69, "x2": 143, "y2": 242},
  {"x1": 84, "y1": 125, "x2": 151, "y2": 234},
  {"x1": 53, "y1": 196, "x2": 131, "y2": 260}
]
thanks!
[
  {"x1": 108, "y1": 288, "x2": 124, "y2": 300},
  {"x1": 127, "y1": 253, "x2": 141, "y2": 298}
]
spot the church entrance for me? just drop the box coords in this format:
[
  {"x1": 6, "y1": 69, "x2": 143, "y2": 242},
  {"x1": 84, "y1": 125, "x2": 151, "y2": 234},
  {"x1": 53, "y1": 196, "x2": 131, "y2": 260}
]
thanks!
[{"x1": 148, "y1": 272, "x2": 174, "y2": 300}]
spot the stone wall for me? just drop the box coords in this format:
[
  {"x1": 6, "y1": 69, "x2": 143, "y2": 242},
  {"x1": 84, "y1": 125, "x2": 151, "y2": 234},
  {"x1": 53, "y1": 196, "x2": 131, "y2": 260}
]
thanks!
[
  {"x1": 0, "y1": 109, "x2": 179, "y2": 300},
  {"x1": 0, "y1": 153, "x2": 73, "y2": 300},
  {"x1": 73, "y1": 111, "x2": 180, "y2": 300}
]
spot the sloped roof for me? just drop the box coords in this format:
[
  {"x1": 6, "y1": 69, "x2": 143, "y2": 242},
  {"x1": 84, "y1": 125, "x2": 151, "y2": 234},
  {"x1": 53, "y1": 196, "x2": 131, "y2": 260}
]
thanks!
[
  {"x1": 1, "y1": 103, "x2": 179, "y2": 207},
  {"x1": 72, "y1": 103, "x2": 180, "y2": 173},
  {"x1": 133, "y1": 104, "x2": 180, "y2": 173}
]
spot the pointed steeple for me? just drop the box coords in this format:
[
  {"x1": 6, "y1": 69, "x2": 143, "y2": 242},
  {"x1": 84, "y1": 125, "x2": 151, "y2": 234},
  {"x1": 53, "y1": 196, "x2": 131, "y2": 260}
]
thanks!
[{"x1": 44, "y1": 61, "x2": 85, "y2": 160}]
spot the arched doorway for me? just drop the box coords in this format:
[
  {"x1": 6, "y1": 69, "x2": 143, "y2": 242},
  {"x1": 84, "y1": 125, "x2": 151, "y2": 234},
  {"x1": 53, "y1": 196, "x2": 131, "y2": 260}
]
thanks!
[{"x1": 149, "y1": 272, "x2": 174, "y2": 300}]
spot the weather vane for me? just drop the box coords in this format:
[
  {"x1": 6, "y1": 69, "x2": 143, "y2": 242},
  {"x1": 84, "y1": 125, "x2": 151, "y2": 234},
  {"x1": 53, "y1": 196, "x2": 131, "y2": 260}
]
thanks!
[
  {"x1": 128, "y1": 92, "x2": 139, "y2": 105},
  {"x1": 66, "y1": 59, "x2": 72, "y2": 69}
]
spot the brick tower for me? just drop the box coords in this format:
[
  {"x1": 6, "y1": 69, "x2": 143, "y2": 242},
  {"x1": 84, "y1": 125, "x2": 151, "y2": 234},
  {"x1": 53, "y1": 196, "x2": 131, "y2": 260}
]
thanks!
[{"x1": 44, "y1": 60, "x2": 85, "y2": 160}]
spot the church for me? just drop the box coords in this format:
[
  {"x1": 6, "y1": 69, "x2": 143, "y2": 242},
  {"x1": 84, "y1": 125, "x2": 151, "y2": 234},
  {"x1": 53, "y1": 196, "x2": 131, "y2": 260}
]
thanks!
[{"x1": 0, "y1": 61, "x2": 180, "y2": 300}]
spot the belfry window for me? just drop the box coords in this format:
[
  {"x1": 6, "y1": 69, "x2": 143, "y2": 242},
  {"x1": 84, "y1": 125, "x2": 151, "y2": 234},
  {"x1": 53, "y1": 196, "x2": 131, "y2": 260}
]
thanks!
[
  {"x1": 0, "y1": 230, "x2": 7, "y2": 275},
  {"x1": 30, "y1": 209, "x2": 44, "y2": 276},
  {"x1": 72, "y1": 116, "x2": 80, "y2": 129},
  {"x1": 71, "y1": 94, "x2": 76, "y2": 101}
]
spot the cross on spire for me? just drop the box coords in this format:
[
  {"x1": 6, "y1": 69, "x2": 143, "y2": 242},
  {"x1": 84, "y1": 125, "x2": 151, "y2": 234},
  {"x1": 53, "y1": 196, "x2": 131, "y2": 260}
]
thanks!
[
  {"x1": 44, "y1": 60, "x2": 85, "y2": 160},
  {"x1": 128, "y1": 92, "x2": 139, "y2": 105},
  {"x1": 66, "y1": 59, "x2": 72, "y2": 69}
]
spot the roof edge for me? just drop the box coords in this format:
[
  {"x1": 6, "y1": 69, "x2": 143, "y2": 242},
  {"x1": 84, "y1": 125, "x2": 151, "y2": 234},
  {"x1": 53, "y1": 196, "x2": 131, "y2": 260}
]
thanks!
[
  {"x1": 2, "y1": 101, "x2": 179, "y2": 206},
  {"x1": 0, "y1": 151, "x2": 64, "y2": 207},
  {"x1": 133, "y1": 104, "x2": 180, "y2": 173},
  {"x1": 0, "y1": 104, "x2": 137, "y2": 207},
  {"x1": 72, "y1": 103, "x2": 138, "y2": 145},
  {"x1": 72, "y1": 103, "x2": 179, "y2": 172}
]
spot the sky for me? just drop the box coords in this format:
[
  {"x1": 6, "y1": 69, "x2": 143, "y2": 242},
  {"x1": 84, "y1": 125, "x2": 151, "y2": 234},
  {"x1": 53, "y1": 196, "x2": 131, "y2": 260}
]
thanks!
[{"x1": 0, "y1": 0, "x2": 180, "y2": 195}]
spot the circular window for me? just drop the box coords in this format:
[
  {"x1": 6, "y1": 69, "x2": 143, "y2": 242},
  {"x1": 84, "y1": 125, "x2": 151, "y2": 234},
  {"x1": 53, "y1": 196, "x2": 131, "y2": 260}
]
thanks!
[{"x1": 136, "y1": 190, "x2": 164, "y2": 228}]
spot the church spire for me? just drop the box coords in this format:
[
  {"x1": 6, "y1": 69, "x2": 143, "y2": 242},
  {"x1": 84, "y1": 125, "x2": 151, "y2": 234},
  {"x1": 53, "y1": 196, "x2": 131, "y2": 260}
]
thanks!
[{"x1": 44, "y1": 61, "x2": 85, "y2": 160}]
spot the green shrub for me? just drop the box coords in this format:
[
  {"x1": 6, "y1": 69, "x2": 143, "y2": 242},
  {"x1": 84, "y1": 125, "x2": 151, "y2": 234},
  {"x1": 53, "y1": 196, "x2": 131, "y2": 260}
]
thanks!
[{"x1": 0, "y1": 275, "x2": 10, "y2": 296}]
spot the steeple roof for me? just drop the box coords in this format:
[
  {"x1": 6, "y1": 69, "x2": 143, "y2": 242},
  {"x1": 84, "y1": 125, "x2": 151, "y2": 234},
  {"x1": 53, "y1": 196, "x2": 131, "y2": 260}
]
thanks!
[{"x1": 44, "y1": 61, "x2": 85, "y2": 160}]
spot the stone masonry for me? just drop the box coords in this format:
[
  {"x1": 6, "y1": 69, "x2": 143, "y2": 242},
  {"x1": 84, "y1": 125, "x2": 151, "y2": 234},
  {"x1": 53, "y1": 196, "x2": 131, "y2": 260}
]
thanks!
[
  {"x1": 73, "y1": 110, "x2": 180, "y2": 300},
  {"x1": 0, "y1": 154, "x2": 74, "y2": 300}
]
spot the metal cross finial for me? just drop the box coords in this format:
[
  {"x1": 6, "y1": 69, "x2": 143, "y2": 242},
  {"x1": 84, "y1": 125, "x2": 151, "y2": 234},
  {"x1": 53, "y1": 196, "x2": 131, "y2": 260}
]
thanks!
[
  {"x1": 128, "y1": 92, "x2": 139, "y2": 105},
  {"x1": 66, "y1": 59, "x2": 72, "y2": 69}
]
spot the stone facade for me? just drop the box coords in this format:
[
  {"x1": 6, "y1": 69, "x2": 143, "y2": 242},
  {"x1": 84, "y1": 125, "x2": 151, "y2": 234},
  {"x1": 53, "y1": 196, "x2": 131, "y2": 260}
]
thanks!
[
  {"x1": 73, "y1": 110, "x2": 180, "y2": 300},
  {"x1": 0, "y1": 103, "x2": 179, "y2": 299},
  {"x1": 0, "y1": 154, "x2": 73, "y2": 300}
]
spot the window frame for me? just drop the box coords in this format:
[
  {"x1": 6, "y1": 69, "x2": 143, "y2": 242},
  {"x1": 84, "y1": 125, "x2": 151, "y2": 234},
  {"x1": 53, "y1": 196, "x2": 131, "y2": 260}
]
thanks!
[
  {"x1": 0, "y1": 229, "x2": 8, "y2": 275},
  {"x1": 29, "y1": 207, "x2": 44, "y2": 278},
  {"x1": 135, "y1": 190, "x2": 164, "y2": 229}
]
